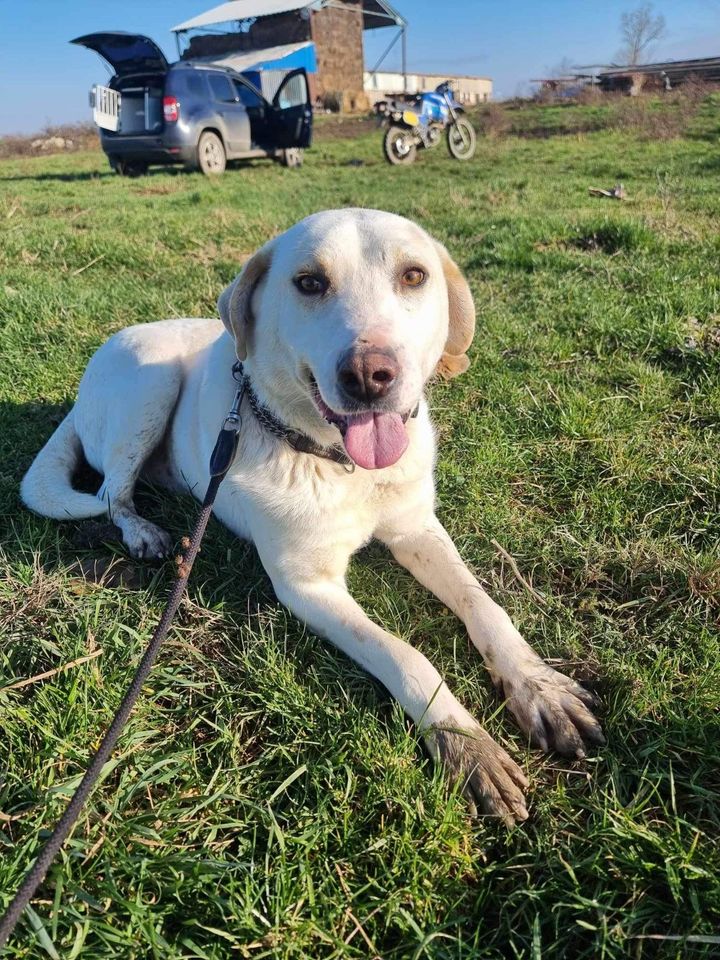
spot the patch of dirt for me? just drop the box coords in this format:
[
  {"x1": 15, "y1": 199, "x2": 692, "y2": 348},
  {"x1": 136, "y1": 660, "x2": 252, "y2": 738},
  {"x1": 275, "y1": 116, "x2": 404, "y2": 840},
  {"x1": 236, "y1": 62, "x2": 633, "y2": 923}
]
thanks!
[
  {"x1": 136, "y1": 183, "x2": 183, "y2": 196},
  {"x1": 688, "y1": 563, "x2": 720, "y2": 608},
  {"x1": 682, "y1": 316, "x2": 720, "y2": 355},
  {"x1": 185, "y1": 239, "x2": 252, "y2": 268},
  {"x1": 71, "y1": 521, "x2": 122, "y2": 550},
  {"x1": 661, "y1": 315, "x2": 720, "y2": 369},
  {"x1": 568, "y1": 224, "x2": 636, "y2": 254},
  {"x1": 69, "y1": 555, "x2": 145, "y2": 591},
  {"x1": 314, "y1": 116, "x2": 376, "y2": 141}
]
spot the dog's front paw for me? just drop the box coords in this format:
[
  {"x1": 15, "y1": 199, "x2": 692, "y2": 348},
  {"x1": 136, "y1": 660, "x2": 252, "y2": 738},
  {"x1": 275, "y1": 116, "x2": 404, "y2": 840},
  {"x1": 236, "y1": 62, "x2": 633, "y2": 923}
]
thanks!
[
  {"x1": 427, "y1": 719, "x2": 529, "y2": 825},
  {"x1": 120, "y1": 517, "x2": 174, "y2": 560},
  {"x1": 497, "y1": 661, "x2": 604, "y2": 758}
]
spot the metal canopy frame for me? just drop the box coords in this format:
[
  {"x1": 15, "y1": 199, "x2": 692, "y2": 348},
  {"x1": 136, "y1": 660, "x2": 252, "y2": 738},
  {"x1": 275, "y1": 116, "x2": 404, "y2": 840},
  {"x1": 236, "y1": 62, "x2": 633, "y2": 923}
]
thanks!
[{"x1": 172, "y1": 0, "x2": 408, "y2": 90}]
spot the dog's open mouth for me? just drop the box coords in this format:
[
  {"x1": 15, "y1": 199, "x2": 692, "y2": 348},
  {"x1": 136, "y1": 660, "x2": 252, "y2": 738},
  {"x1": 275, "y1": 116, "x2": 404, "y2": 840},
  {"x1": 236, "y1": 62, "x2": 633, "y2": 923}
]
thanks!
[{"x1": 310, "y1": 379, "x2": 410, "y2": 470}]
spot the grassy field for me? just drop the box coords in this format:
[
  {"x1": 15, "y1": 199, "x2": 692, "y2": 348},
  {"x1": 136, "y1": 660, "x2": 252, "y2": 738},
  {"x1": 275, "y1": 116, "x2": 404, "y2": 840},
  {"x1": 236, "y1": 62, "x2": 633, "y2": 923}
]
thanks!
[{"x1": 1, "y1": 105, "x2": 720, "y2": 958}]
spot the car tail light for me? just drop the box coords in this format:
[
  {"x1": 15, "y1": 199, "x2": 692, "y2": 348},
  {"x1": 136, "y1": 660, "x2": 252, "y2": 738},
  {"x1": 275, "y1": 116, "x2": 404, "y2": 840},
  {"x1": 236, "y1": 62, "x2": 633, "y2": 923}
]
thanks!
[{"x1": 163, "y1": 96, "x2": 179, "y2": 122}]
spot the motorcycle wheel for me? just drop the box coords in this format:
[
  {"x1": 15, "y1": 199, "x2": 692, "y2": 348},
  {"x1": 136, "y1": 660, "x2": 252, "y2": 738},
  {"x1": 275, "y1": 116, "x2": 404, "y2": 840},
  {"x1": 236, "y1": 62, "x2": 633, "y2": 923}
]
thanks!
[
  {"x1": 383, "y1": 125, "x2": 417, "y2": 165},
  {"x1": 447, "y1": 118, "x2": 477, "y2": 161}
]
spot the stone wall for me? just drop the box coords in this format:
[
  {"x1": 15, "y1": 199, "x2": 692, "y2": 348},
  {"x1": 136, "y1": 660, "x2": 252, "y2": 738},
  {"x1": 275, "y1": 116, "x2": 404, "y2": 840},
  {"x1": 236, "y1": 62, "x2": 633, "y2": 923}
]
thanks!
[
  {"x1": 310, "y1": 0, "x2": 367, "y2": 106},
  {"x1": 184, "y1": 13, "x2": 310, "y2": 59},
  {"x1": 250, "y1": 11, "x2": 310, "y2": 48}
]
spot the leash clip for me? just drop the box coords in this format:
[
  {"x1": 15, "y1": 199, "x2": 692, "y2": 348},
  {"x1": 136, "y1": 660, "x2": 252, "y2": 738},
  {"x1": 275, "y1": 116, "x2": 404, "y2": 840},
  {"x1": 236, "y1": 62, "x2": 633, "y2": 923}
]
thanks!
[
  {"x1": 209, "y1": 371, "x2": 247, "y2": 478},
  {"x1": 222, "y1": 378, "x2": 246, "y2": 434}
]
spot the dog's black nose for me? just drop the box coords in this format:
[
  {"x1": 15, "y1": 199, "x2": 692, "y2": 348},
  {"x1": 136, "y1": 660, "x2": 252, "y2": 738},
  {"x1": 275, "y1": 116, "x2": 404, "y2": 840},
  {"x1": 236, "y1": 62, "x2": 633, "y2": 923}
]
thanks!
[{"x1": 338, "y1": 348, "x2": 399, "y2": 402}]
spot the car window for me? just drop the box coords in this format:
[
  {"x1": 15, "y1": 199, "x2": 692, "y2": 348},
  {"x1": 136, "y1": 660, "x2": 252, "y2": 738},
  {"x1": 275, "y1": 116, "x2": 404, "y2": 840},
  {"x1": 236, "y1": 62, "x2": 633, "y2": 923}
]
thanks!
[
  {"x1": 183, "y1": 73, "x2": 206, "y2": 98},
  {"x1": 207, "y1": 74, "x2": 236, "y2": 103},
  {"x1": 232, "y1": 78, "x2": 263, "y2": 108},
  {"x1": 274, "y1": 72, "x2": 308, "y2": 110}
]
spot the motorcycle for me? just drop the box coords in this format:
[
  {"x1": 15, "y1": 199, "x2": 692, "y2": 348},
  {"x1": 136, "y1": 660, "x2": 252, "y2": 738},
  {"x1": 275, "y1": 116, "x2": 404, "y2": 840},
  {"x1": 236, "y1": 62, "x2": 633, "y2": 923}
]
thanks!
[{"x1": 375, "y1": 81, "x2": 477, "y2": 166}]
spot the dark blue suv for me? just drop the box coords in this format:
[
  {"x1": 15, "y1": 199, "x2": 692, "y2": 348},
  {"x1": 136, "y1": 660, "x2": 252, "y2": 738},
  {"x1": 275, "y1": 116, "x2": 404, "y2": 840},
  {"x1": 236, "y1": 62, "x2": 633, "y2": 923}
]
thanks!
[{"x1": 72, "y1": 32, "x2": 313, "y2": 176}]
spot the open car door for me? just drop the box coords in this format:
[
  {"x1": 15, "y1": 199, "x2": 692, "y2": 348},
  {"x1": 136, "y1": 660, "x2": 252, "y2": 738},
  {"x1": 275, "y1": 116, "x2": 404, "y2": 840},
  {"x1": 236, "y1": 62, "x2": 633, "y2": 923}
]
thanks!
[{"x1": 269, "y1": 69, "x2": 313, "y2": 149}]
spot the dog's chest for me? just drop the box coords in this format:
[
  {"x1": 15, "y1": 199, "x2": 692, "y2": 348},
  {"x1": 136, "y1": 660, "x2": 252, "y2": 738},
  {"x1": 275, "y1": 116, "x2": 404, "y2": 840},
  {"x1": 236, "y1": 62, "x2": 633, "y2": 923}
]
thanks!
[
  {"x1": 217, "y1": 425, "x2": 432, "y2": 564},
  {"x1": 236, "y1": 450, "x2": 388, "y2": 540}
]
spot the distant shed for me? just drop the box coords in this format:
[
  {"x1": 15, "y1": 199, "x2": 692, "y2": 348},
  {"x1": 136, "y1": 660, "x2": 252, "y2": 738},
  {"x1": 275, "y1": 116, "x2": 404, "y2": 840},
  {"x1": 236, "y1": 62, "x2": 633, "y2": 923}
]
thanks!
[
  {"x1": 365, "y1": 71, "x2": 492, "y2": 105},
  {"x1": 598, "y1": 56, "x2": 720, "y2": 95}
]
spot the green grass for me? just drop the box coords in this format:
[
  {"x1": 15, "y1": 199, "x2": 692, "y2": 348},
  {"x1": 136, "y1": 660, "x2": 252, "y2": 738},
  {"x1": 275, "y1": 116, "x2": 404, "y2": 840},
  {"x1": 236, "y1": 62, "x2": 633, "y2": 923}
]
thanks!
[{"x1": 1, "y1": 113, "x2": 720, "y2": 959}]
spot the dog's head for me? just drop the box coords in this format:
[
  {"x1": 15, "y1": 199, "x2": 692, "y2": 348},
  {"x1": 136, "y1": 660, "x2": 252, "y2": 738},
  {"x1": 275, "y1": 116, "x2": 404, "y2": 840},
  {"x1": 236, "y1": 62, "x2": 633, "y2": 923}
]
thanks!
[{"x1": 218, "y1": 209, "x2": 475, "y2": 469}]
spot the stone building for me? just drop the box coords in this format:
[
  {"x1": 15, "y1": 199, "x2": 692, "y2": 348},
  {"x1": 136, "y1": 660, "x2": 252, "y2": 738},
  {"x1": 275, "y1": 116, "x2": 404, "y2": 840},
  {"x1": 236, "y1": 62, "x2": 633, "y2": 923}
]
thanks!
[{"x1": 172, "y1": 0, "x2": 406, "y2": 109}]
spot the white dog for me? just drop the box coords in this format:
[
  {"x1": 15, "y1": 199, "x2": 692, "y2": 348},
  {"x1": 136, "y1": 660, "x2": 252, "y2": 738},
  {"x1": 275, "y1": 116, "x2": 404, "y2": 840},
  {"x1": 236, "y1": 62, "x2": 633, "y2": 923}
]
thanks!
[{"x1": 21, "y1": 209, "x2": 603, "y2": 823}]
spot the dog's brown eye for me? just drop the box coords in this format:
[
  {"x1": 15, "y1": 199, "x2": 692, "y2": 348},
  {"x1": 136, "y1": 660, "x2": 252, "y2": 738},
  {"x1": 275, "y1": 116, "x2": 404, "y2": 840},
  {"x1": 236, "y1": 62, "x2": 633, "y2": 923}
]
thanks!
[
  {"x1": 401, "y1": 268, "x2": 426, "y2": 287},
  {"x1": 294, "y1": 274, "x2": 328, "y2": 295}
]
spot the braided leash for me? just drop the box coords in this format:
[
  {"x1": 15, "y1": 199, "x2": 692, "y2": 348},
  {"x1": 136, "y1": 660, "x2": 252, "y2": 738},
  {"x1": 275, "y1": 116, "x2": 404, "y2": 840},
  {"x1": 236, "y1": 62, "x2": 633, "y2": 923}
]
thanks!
[
  {"x1": 0, "y1": 361, "x2": 406, "y2": 949},
  {"x1": 0, "y1": 375, "x2": 246, "y2": 951}
]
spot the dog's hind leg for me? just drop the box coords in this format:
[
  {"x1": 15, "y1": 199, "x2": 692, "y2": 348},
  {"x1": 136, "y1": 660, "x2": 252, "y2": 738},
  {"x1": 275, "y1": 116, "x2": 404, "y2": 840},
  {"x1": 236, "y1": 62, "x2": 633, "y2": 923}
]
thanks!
[
  {"x1": 76, "y1": 356, "x2": 184, "y2": 560},
  {"x1": 99, "y1": 469, "x2": 174, "y2": 561}
]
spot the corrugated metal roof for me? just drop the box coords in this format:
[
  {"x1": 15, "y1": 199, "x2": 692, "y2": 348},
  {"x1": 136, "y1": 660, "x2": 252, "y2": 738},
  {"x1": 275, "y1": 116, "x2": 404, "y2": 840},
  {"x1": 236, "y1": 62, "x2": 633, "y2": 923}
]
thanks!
[
  {"x1": 362, "y1": 0, "x2": 405, "y2": 28},
  {"x1": 171, "y1": 0, "x2": 404, "y2": 33},
  {"x1": 172, "y1": 0, "x2": 308, "y2": 32},
  {"x1": 192, "y1": 39, "x2": 315, "y2": 71},
  {"x1": 599, "y1": 56, "x2": 720, "y2": 78}
]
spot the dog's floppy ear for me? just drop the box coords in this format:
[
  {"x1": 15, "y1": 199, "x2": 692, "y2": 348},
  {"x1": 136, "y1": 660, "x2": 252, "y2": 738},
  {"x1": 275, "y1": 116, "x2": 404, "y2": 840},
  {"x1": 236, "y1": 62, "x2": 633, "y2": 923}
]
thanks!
[
  {"x1": 433, "y1": 240, "x2": 476, "y2": 380},
  {"x1": 217, "y1": 246, "x2": 272, "y2": 360}
]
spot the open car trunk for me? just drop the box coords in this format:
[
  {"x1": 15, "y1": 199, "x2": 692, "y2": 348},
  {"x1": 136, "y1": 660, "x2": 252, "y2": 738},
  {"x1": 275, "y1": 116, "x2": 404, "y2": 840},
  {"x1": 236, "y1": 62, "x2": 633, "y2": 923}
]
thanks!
[
  {"x1": 111, "y1": 75, "x2": 164, "y2": 134},
  {"x1": 72, "y1": 32, "x2": 169, "y2": 135}
]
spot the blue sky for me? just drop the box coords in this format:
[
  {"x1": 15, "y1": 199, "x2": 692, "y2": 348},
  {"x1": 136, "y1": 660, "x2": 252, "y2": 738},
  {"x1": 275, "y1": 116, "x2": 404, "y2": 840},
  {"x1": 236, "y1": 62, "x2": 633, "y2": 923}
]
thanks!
[{"x1": 2, "y1": 0, "x2": 719, "y2": 133}]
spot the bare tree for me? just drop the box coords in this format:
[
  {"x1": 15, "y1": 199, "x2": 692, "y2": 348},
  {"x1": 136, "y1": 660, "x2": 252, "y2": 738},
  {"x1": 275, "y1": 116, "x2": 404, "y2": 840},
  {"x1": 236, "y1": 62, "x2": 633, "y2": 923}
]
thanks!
[
  {"x1": 547, "y1": 56, "x2": 576, "y2": 79},
  {"x1": 618, "y1": 4, "x2": 667, "y2": 64}
]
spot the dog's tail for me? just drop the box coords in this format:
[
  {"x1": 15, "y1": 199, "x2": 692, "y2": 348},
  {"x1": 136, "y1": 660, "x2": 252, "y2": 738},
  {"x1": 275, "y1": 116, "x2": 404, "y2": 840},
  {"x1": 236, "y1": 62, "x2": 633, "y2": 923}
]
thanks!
[{"x1": 20, "y1": 412, "x2": 107, "y2": 520}]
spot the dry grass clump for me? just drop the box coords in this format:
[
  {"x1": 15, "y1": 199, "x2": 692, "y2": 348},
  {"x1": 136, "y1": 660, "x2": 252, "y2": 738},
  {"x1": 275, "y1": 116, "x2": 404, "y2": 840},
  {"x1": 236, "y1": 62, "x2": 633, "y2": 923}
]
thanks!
[
  {"x1": 609, "y1": 81, "x2": 718, "y2": 140},
  {"x1": 476, "y1": 101, "x2": 512, "y2": 138},
  {"x1": 0, "y1": 122, "x2": 98, "y2": 159},
  {"x1": 473, "y1": 81, "x2": 717, "y2": 142}
]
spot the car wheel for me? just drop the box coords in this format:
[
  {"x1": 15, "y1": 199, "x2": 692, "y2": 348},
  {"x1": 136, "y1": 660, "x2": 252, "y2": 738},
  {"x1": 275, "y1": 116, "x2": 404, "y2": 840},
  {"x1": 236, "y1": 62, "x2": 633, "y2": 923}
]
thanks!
[
  {"x1": 383, "y1": 126, "x2": 417, "y2": 165},
  {"x1": 197, "y1": 132, "x2": 226, "y2": 175},
  {"x1": 280, "y1": 148, "x2": 304, "y2": 168},
  {"x1": 114, "y1": 159, "x2": 148, "y2": 177}
]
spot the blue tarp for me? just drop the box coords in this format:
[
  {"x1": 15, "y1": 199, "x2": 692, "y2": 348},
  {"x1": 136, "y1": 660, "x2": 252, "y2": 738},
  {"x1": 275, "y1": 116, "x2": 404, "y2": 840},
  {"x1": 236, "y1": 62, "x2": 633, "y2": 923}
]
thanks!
[{"x1": 245, "y1": 42, "x2": 316, "y2": 73}]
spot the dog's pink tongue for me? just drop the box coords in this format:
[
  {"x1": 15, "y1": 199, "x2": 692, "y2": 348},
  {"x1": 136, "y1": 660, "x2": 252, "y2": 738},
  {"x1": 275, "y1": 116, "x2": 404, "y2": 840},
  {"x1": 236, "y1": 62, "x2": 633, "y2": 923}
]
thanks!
[{"x1": 343, "y1": 412, "x2": 409, "y2": 469}]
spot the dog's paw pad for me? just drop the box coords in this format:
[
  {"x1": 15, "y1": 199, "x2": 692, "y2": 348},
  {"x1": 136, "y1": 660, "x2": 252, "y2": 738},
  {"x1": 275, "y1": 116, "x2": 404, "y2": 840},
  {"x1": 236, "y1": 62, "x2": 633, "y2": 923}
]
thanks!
[
  {"x1": 123, "y1": 520, "x2": 173, "y2": 561},
  {"x1": 428, "y1": 720, "x2": 529, "y2": 825},
  {"x1": 501, "y1": 664, "x2": 604, "y2": 758}
]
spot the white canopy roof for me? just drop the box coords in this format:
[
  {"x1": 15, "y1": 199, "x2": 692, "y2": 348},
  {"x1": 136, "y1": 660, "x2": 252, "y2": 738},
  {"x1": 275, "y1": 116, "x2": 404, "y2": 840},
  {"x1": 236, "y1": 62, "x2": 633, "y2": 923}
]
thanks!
[
  {"x1": 171, "y1": 0, "x2": 404, "y2": 32},
  {"x1": 172, "y1": 0, "x2": 312, "y2": 32},
  {"x1": 192, "y1": 39, "x2": 313, "y2": 71}
]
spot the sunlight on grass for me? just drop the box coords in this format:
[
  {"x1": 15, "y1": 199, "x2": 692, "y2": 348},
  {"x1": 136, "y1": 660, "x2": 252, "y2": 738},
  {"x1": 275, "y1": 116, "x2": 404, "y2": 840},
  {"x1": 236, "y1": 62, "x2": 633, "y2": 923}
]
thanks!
[{"x1": 1, "y1": 110, "x2": 719, "y2": 958}]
